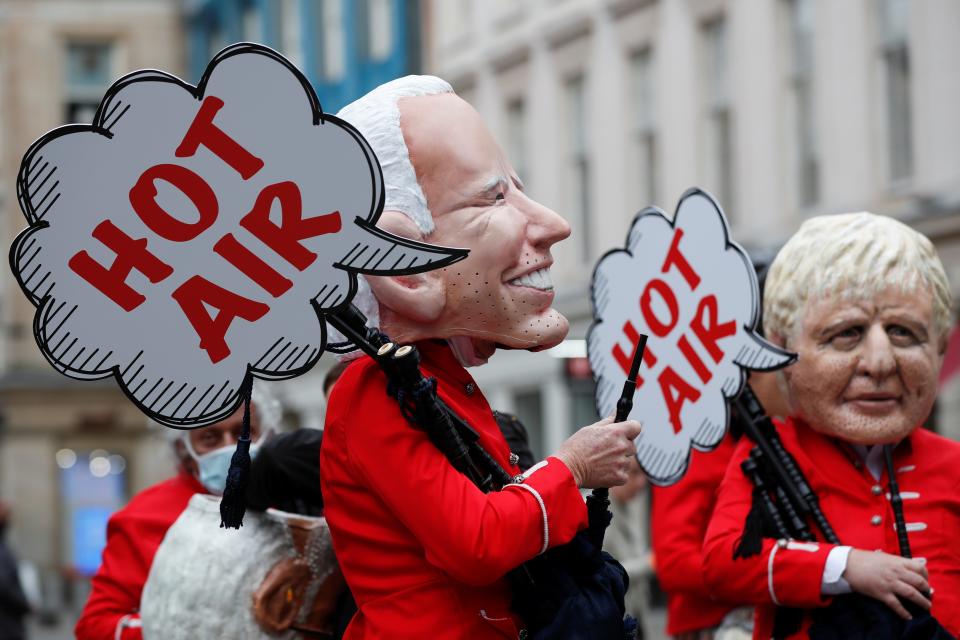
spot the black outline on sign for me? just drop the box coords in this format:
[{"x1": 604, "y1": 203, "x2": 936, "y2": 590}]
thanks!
[
  {"x1": 586, "y1": 187, "x2": 796, "y2": 486},
  {"x1": 9, "y1": 42, "x2": 468, "y2": 429}
]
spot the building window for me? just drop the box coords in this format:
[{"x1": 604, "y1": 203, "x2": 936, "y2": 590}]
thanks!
[
  {"x1": 564, "y1": 74, "x2": 591, "y2": 262},
  {"x1": 360, "y1": 0, "x2": 393, "y2": 61},
  {"x1": 505, "y1": 97, "x2": 528, "y2": 187},
  {"x1": 59, "y1": 448, "x2": 127, "y2": 576},
  {"x1": 785, "y1": 0, "x2": 819, "y2": 207},
  {"x1": 65, "y1": 42, "x2": 113, "y2": 124},
  {"x1": 701, "y1": 17, "x2": 734, "y2": 216},
  {"x1": 242, "y1": 2, "x2": 262, "y2": 42},
  {"x1": 514, "y1": 389, "x2": 544, "y2": 460},
  {"x1": 317, "y1": 0, "x2": 345, "y2": 80},
  {"x1": 879, "y1": 0, "x2": 912, "y2": 182},
  {"x1": 630, "y1": 47, "x2": 658, "y2": 207}
]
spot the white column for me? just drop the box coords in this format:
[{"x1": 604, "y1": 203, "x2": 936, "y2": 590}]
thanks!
[
  {"x1": 816, "y1": 0, "x2": 877, "y2": 210},
  {"x1": 729, "y1": 0, "x2": 783, "y2": 242},
  {"x1": 542, "y1": 374, "x2": 569, "y2": 456},
  {"x1": 910, "y1": 0, "x2": 960, "y2": 194},
  {"x1": 657, "y1": 0, "x2": 699, "y2": 207}
]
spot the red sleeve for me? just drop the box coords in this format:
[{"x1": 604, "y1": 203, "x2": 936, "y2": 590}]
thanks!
[
  {"x1": 340, "y1": 399, "x2": 588, "y2": 586},
  {"x1": 74, "y1": 510, "x2": 149, "y2": 640},
  {"x1": 75, "y1": 476, "x2": 198, "y2": 640},
  {"x1": 651, "y1": 445, "x2": 727, "y2": 595},
  {"x1": 701, "y1": 437, "x2": 835, "y2": 608}
]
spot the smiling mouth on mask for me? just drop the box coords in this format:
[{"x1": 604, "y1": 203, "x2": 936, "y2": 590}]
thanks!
[{"x1": 508, "y1": 267, "x2": 553, "y2": 291}]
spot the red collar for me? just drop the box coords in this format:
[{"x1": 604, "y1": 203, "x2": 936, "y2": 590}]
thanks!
[
  {"x1": 415, "y1": 340, "x2": 479, "y2": 389},
  {"x1": 786, "y1": 416, "x2": 919, "y2": 480}
]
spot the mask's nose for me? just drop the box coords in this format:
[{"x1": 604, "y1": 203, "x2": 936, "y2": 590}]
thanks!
[{"x1": 858, "y1": 325, "x2": 897, "y2": 380}]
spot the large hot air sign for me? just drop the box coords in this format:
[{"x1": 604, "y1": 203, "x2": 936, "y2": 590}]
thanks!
[
  {"x1": 588, "y1": 190, "x2": 794, "y2": 485},
  {"x1": 10, "y1": 44, "x2": 463, "y2": 428}
]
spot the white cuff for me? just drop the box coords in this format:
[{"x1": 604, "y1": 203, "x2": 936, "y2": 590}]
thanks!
[
  {"x1": 115, "y1": 613, "x2": 142, "y2": 640},
  {"x1": 821, "y1": 545, "x2": 853, "y2": 595},
  {"x1": 519, "y1": 459, "x2": 548, "y2": 481},
  {"x1": 767, "y1": 544, "x2": 781, "y2": 605}
]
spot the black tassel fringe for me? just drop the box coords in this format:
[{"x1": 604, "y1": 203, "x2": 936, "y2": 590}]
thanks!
[
  {"x1": 733, "y1": 485, "x2": 766, "y2": 559},
  {"x1": 220, "y1": 376, "x2": 253, "y2": 529}
]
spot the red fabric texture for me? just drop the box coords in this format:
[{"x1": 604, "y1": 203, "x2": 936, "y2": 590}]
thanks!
[
  {"x1": 938, "y1": 324, "x2": 960, "y2": 386},
  {"x1": 651, "y1": 431, "x2": 740, "y2": 635},
  {"x1": 320, "y1": 341, "x2": 588, "y2": 639},
  {"x1": 703, "y1": 417, "x2": 960, "y2": 639},
  {"x1": 75, "y1": 471, "x2": 205, "y2": 640}
]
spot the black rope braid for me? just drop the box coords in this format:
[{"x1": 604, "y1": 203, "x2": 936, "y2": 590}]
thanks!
[
  {"x1": 735, "y1": 385, "x2": 839, "y2": 546},
  {"x1": 388, "y1": 345, "x2": 495, "y2": 490},
  {"x1": 883, "y1": 444, "x2": 913, "y2": 559},
  {"x1": 442, "y1": 403, "x2": 515, "y2": 489}
]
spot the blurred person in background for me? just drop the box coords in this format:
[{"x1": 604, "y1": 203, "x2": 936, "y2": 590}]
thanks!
[
  {"x1": 650, "y1": 405, "x2": 754, "y2": 640},
  {"x1": 603, "y1": 457, "x2": 652, "y2": 639},
  {"x1": 74, "y1": 388, "x2": 280, "y2": 640},
  {"x1": 492, "y1": 411, "x2": 536, "y2": 472},
  {"x1": 0, "y1": 501, "x2": 29, "y2": 640},
  {"x1": 324, "y1": 361, "x2": 349, "y2": 399}
]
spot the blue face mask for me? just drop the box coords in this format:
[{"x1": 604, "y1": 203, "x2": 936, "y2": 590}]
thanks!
[{"x1": 189, "y1": 440, "x2": 263, "y2": 495}]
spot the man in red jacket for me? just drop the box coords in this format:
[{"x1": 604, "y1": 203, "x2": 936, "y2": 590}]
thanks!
[
  {"x1": 652, "y1": 432, "x2": 741, "y2": 639},
  {"x1": 74, "y1": 390, "x2": 278, "y2": 640},
  {"x1": 702, "y1": 212, "x2": 960, "y2": 638},
  {"x1": 320, "y1": 76, "x2": 642, "y2": 639}
]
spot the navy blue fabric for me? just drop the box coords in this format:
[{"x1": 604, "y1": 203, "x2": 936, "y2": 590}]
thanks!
[
  {"x1": 511, "y1": 530, "x2": 635, "y2": 639},
  {"x1": 808, "y1": 595, "x2": 954, "y2": 640}
]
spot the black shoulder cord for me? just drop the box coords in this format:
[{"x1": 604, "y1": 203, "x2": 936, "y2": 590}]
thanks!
[{"x1": 325, "y1": 306, "x2": 514, "y2": 494}]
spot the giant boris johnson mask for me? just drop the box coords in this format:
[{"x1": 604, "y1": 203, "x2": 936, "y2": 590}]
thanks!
[
  {"x1": 763, "y1": 212, "x2": 952, "y2": 445},
  {"x1": 338, "y1": 77, "x2": 571, "y2": 365}
]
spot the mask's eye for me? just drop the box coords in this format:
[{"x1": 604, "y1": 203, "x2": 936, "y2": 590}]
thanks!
[
  {"x1": 829, "y1": 326, "x2": 862, "y2": 349},
  {"x1": 888, "y1": 324, "x2": 920, "y2": 346},
  {"x1": 195, "y1": 430, "x2": 219, "y2": 450},
  {"x1": 495, "y1": 191, "x2": 506, "y2": 202}
]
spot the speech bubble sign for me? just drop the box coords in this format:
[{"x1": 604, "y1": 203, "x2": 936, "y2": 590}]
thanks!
[
  {"x1": 10, "y1": 44, "x2": 466, "y2": 429},
  {"x1": 587, "y1": 189, "x2": 795, "y2": 485}
]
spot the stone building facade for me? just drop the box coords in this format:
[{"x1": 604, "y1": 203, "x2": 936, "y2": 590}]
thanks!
[
  {"x1": 422, "y1": 0, "x2": 960, "y2": 456},
  {"x1": 0, "y1": 0, "x2": 183, "y2": 601}
]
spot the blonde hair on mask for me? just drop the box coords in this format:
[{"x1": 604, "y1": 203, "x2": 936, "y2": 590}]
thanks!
[{"x1": 764, "y1": 212, "x2": 953, "y2": 345}]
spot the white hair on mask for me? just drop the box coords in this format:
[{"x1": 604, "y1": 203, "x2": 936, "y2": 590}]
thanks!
[
  {"x1": 764, "y1": 211, "x2": 953, "y2": 344},
  {"x1": 250, "y1": 383, "x2": 282, "y2": 433},
  {"x1": 158, "y1": 382, "x2": 283, "y2": 445},
  {"x1": 337, "y1": 74, "x2": 452, "y2": 236},
  {"x1": 331, "y1": 75, "x2": 453, "y2": 349}
]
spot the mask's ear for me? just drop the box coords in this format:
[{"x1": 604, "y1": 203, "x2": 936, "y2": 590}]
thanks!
[
  {"x1": 365, "y1": 211, "x2": 445, "y2": 324},
  {"x1": 366, "y1": 271, "x2": 444, "y2": 324}
]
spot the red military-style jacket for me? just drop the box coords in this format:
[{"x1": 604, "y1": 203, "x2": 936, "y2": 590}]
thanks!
[
  {"x1": 320, "y1": 341, "x2": 588, "y2": 639},
  {"x1": 75, "y1": 471, "x2": 206, "y2": 640},
  {"x1": 651, "y1": 431, "x2": 739, "y2": 635},
  {"x1": 702, "y1": 417, "x2": 960, "y2": 639}
]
